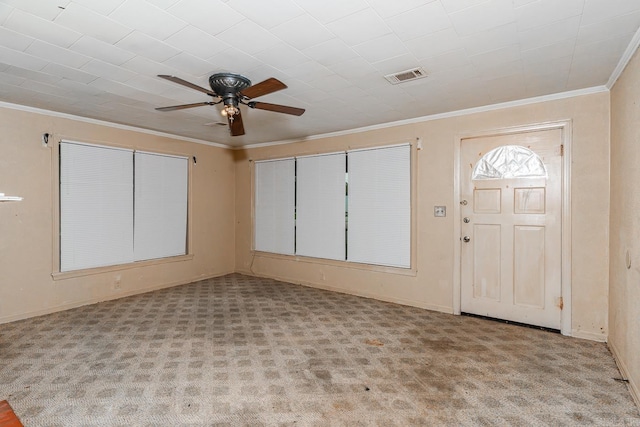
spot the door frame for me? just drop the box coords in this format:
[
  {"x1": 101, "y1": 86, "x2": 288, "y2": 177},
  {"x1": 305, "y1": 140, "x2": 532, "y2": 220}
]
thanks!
[{"x1": 453, "y1": 120, "x2": 573, "y2": 336}]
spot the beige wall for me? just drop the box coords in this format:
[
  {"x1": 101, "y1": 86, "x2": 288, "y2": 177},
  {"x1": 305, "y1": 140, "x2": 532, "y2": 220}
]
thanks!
[
  {"x1": 0, "y1": 107, "x2": 236, "y2": 323},
  {"x1": 235, "y1": 92, "x2": 611, "y2": 341},
  {"x1": 610, "y1": 47, "x2": 640, "y2": 405},
  {"x1": 0, "y1": 90, "x2": 613, "y2": 345}
]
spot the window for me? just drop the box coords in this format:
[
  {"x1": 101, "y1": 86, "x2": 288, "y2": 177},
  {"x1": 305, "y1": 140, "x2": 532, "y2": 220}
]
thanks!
[
  {"x1": 296, "y1": 153, "x2": 346, "y2": 261},
  {"x1": 254, "y1": 158, "x2": 295, "y2": 255},
  {"x1": 347, "y1": 145, "x2": 411, "y2": 268},
  {"x1": 59, "y1": 141, "x2": 188, "y2": 272},
  {"x1": 133, "y1": 151, "x2": 188, "y2": 261},
  {"x1": 60, "y1": 142, "x2": 134, "y2": 271},
  {"x1": 472, "y1": 145, "x2": 547, "y2": 180},
  {"x1": 253, "y1": 144, "x2": 411, "y2": 268}
]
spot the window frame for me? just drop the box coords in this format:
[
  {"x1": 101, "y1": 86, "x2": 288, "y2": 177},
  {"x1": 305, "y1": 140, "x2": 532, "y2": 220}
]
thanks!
[
  {"x1": 251, "y1": 142, "x2": 417, "y2": 275},
  {"x1": 51, "y1": 139, "x2": 193, "y2": 280}
]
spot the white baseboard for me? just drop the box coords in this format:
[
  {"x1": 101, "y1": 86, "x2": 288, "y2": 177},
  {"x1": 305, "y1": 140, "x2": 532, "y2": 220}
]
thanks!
[
  {"x1": 0, "y1": 270, "x2": 234, "y2": 325},
  {"x1": 571, "y1": 329, "x2": 607, "y2": 342},
  {"x1": 240, "y1": 270, "x2": 454, "y2": 314},
  {"x1": 609, "y1": 339, "x2": 640, "y2": 409}
]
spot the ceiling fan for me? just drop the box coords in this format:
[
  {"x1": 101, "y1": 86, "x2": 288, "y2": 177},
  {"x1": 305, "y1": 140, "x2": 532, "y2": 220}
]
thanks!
[{"x1": 155, "y1": 73, "x2": 305, "y2": 136}]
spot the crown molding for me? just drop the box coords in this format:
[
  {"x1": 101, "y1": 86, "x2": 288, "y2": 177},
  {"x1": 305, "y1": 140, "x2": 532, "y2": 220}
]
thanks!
[
  {"x1": 244, "y1": 85, "x2": 609, "y2": 149},
  {"x1": 1, "y1": 83, "x2": 611, "y2": 152},
  {"x1": 0, "y1": 101, "x2": 231, "y2": 149},
  {"x1": 606, "y1": 26, "x2": 640, "y2": 89}
]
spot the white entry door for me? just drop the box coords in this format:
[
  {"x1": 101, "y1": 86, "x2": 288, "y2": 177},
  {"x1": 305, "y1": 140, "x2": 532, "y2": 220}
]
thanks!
[{"x1": 460, "y1": 129, "x2": 563, "y2": 329}]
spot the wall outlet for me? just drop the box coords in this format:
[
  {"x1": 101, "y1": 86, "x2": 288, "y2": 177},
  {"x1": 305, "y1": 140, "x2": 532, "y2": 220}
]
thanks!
[{"x1": 434, "y1": 206, "x2": 446, "y2": 217}]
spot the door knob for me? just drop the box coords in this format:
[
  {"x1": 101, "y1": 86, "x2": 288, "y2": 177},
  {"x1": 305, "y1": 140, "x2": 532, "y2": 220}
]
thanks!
[
  {"x1": 460, "y1": 200, "x2": 468, "y2": 206},
  {"x1": 463, "y1": 236, "x2": 471, "y2": 242},
  {"x1": 463, "y1": 217, "x2": 470, "y2": 223}
]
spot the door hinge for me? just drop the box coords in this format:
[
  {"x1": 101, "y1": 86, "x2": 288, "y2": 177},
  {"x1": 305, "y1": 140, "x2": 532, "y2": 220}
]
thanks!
[{"x1": 560, "y1": 144, "x2": 564, "y2": 156}]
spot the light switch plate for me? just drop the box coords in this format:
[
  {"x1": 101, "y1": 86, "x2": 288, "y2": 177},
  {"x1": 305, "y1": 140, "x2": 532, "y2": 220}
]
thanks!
[{"x1": 434, "y1": 206, "x2": 446, "y2": 217}]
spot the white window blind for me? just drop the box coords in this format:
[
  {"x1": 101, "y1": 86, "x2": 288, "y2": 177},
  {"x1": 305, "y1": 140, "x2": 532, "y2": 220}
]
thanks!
[
  {"x1": 347, "y1": 144, "x2": 411, "y2": 268},
  {"x1": 254, "y1": 158, "x2": 295, "y2": 255},
  {"x1": 296, "y1": 153, "x2": 346, "y2": 260},
  {"x1": 134, "y1": 151, "x2": 188, "y2": 261},
  {"x1": 60, "y1": 142, "x2": 134, "y2": 271}
]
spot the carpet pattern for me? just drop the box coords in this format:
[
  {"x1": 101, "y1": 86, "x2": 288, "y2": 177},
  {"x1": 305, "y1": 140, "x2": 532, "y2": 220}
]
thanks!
[{"x1": 1, "y1": 274, "x2": 638, "y2": 426}]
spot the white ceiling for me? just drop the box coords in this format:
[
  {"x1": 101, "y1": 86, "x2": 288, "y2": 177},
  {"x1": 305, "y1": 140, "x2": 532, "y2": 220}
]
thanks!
[{"x1": 1, "y1": 0, "x2": 639, "y2": 147}]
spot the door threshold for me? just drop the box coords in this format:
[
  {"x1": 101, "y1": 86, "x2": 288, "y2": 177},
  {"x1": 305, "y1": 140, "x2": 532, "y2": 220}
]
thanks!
[{"x1": 461, "y1": 312, "x2": 560, "y2": 334}]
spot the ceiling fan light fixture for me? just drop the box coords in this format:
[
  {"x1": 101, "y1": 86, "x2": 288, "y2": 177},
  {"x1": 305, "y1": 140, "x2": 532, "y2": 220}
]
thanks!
[
  {"x1": 221, "y1": 105, "x2": 239, "y2": 117},
  {"x1": 221, "y1": 96, "x2": 240, "y2": 120}
]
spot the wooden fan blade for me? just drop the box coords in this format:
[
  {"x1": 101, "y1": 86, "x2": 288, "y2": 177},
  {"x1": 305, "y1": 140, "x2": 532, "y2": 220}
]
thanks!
[
  {"x1": 240, "y1": 78, "x2": 287, "y2": 99},
  {"x1": 158, "y1": 75, "x2": 217, "y2": 96},
  {"x1": 228, "y1": 110, "x2": 245, "y2": 136},
  {"x1": 156, "y1": 102, "x2": 214, "y2": 111},
  {"x1": 249, "y1": 101, "x2": 305, "y2": 116}
]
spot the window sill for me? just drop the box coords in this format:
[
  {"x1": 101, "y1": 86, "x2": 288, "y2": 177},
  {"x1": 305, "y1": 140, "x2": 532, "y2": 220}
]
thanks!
[{"x1": 51, "y1": 254, "x2": 194, "y2": 281}]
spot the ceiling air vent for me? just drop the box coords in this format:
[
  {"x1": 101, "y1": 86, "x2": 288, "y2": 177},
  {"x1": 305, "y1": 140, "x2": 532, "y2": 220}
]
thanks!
[{"x1": 384, "y1": 67, "x2": 428, "y2": 85}]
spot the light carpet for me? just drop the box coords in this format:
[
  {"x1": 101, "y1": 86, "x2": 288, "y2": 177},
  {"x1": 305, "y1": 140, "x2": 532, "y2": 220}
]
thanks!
[{"x1": 1, "y1": 274, "x2": 639, "y2": 426}]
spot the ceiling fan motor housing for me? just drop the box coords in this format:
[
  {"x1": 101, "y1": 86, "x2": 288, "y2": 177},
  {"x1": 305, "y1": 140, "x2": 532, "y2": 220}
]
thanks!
[{"x1": 208, "y1": 73, "x2": 252, "y2": 96}]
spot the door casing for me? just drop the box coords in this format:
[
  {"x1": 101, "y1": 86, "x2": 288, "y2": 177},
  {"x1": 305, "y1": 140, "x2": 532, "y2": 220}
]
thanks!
[{"x1": 453, "y1": 120, "x2": 572, "y2": 336}]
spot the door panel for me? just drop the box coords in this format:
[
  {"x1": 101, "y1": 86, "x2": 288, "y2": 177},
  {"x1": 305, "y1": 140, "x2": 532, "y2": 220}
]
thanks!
[
  {"x1": 514, "y1": 187, "x2": 545, "y2": 214},
  {"x1": 513, "y1": 225, "x2": 545, "y2": 308},
  {"x1": 474, "y1": 188, "x2": 501, "y2": 213},
  {"x1": 460, "y1": 129, "x2": 562, "y2": 329},
  {"x1": 473, "y1": 224, "x2": 501, "y2": 300}
]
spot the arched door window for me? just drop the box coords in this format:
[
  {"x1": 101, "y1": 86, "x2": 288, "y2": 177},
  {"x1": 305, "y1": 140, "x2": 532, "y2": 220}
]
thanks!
[{"x1": 472, "y1": 145, "x2": 547, "y2": 180}]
